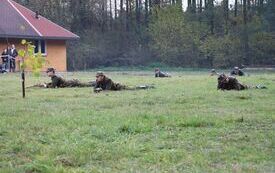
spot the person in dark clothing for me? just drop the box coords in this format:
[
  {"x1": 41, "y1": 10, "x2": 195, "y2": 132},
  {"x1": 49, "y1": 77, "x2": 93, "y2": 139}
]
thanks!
[
  {"x1": 29, "y1": 68, "x2": 94, "y2": 88},
  {"x1": 94, "y1": 72, "x2": 154, "y2": 93},
  {"x1": 217, "y1": 74, "x2": 248, "y2": 90},
  {"x1": 230, "y1": 66, "x2": 245, "y2": 76},
  {"x1": 1, "y1": 49, "x2": 8, "y2": 72},
  {"x1": 94, "y1": 72, "x2": 126, "y2": 92},
  {"x1": 8, "y1": 44, "x2": 18, "y2": 72},
  {"x1": 155, "y1": 68, "x2": 171, "y2": 78}
]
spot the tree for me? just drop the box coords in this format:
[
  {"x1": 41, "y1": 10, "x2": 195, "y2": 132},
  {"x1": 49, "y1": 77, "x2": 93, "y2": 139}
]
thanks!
[
  {"x1": 242, "y1": 0, "x2": 250, "y2": 64},
  {"x1": 149, "y1": 6, "x2": 199, "y2": 66},
  {"x1": 18, "y1": 40, "x2": 46, "y2": 98}
]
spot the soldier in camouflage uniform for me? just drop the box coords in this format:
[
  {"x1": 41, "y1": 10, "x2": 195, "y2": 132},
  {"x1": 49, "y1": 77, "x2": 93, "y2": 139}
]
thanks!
[
  {"x1": 94, "y1": 72, "x2": 126, "y2": 92},
  {"x1": 42, "y1": 68, "x2": 94, "y2": 88},
  {"x1": 230, "y1": 66, "x2": 245, "y2": 76},
  {"x1": 217, "y1": 74, "x2": 248, "y2": 90},
  {"x1": 155, "y1": 68, "x2": 171, "y2": 78},
  {"x1": 94, "y1": 72, "x2": 154, "y2": 93}
]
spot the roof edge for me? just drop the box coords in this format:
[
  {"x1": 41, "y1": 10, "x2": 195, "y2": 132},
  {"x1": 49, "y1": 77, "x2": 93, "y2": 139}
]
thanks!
[
  {"x1": 0, "y1": 34, "x2": 80, "y2": 40},
  {"x1": 10, "y1": 0, "x2": 80, "y2": 39},
  {"x1": 7, "y1": 0, "x2": 42, "y2": 36}
]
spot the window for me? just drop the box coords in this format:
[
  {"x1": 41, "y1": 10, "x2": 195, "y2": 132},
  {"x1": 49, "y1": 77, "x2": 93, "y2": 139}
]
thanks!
[{"x1": 34, "y1": 40, "x2": 47, "y2": 55}]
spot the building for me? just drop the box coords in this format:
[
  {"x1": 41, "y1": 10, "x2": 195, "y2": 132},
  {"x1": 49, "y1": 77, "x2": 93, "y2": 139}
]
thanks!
[{"x1": 0, "y1": 0, "x2": 79, "y2": 71}]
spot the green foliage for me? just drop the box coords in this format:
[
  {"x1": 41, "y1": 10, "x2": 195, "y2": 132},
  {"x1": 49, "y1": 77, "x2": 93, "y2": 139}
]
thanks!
[
  {"x1": 200, "y1": 35, "x2": 242, "y2": 67},
  {"x1": 19, "y1": 39, "x2": 46, "y2": 76},
  {"x1": 148, "y1": 6, "x2": 200, "y2": 66},
  {"x1": 250, "y1": 32, "x2": 275, "y2": 65}
]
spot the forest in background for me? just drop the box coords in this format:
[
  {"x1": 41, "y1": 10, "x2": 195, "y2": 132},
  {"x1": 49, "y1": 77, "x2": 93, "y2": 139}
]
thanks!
[{"x1": 15, "y1": 0, "x2": 275, "y2": 70}]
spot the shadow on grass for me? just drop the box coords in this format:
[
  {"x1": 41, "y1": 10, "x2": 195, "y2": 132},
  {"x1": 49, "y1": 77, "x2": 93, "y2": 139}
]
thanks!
[{"x1": 236, "y1": 96, "x2": 252, "y2": 100}]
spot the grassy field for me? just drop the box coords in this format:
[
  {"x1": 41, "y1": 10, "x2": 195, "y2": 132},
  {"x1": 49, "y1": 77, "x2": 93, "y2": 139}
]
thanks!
[{"x1": 0, "y1": 71, "x2": 274, "y2": 173}]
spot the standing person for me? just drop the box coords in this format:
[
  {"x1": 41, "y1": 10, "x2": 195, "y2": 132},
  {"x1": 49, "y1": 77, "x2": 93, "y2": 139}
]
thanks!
[
  {"x1": 1, "y1": 49, "x2": 9, "y2": 72},
  {"x1": 9, "y1": 44, "x2": 18, "y2": 72}
]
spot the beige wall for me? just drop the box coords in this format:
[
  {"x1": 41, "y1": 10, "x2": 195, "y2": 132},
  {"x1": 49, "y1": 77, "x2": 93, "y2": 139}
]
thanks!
[
  {"x1": 46, "y1": 40, "x2": 67, "y2": 72},
  {"x1": 0, "y1": 39, "x2": 67, "y2": 72}
]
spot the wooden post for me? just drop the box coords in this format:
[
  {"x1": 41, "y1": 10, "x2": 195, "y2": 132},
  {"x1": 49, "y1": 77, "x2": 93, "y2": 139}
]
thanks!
[{"x1": 21, "y1": 70, "x2": 25, "y2": 98}]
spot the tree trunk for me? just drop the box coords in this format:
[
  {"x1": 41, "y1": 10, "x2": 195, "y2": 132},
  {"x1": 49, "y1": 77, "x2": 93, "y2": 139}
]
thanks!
[
  {"x1": 115, "y1": 0, "x2": 118, "y2": 19},
  {"x1": 199, "y1": 0, "x2": 202, "y2": 13},
  {"x1": 145, "y1": 0, "x2": 149, "y2": 24},
  {"x1": 109, "y1": 0, "x2": 113, "y2": 30},
  {"x1": 209, "y1": 0, "x2": 214, "y2": 34},
  {"x1": 243, "y1": 0, "x2": 250, "y2": 64},
  {"x1": 126, "y1": 0, "x2": 129, "y2": 31},
  {"x1": 188, "y1": 0, "x2": 192, "y2": 10},
  {"x1": 149, "y1": 0, "x2": 152, "y2": 13},
  {"x1": 224, "y1": 0, "x2": 229, "y2": 34},
  {"x1": 120, "y1": 0, "x2": 124, "y2": 29},
  {"x1": 192, "y1": 0, "x2": 196, "y2": 13},
  {"x1": 235, "y1": 0, "x2": 238, "y2": 17},
  {"x1": 136, "y1": 0, "x2": 140, "y2": 27}
]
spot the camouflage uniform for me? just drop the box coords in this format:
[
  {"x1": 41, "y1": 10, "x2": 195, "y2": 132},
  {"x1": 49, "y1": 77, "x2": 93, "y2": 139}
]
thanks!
[
  {"x1": 230, "y1": 67, "x2": 245, "y2": 76},
  {"x1": 155, "y1": 68, "x2": 170, "y2": 78},
  {"x1": 94, "y1": 72, "x2": 155, "y2": 92},
  {"x1": 155, "y1": 71, "x2": 170, "y2": 77},
  {"x1": 94, "y1": 76, "x2": 125, "y2": 92},
  {"x1": 46, "y1": 75, "x2": 93, "y2": 88},
  {"x1": 217, "y1": 74, "x2": 248, "y2": 90}
]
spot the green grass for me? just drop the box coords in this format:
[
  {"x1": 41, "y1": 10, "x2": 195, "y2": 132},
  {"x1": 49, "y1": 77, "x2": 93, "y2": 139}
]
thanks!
[{"x1": 0, "y1": 71, "x2": 274, "y2": 173}]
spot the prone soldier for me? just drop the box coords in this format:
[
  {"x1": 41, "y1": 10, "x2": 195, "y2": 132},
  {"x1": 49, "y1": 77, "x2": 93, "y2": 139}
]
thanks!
[
  {"x1": 94, "y1": 72, "x2": 126, "y2": 92},
  {"x1": 94, "y1": 72, "x2": 154, "y2": 93},
  {"x1": 217, "y1": 74, "x2": 248, "y2": 90},
  {"x1": 230, "y1": 66, "x2": 245, "y2": 76},
  {"x1": 155, "y1": 68, "x2": 171, "y2": 78},
  {"x1": 29, "y1": 68, "x2": 95, "y2": 88}
]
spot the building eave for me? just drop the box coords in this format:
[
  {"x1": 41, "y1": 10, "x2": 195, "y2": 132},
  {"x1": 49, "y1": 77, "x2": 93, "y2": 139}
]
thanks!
[{"x1": 0, "y1": 34, "x2": 80, "y2": 40}]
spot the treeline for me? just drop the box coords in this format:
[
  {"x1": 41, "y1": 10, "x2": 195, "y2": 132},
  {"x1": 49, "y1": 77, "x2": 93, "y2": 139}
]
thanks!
[{"x1": 16, "y1": 0, "x2": 275, "y2": 69}]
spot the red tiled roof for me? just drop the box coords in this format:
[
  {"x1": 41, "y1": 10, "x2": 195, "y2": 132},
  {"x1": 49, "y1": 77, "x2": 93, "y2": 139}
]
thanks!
[{"x1": 0, "y1": 0, "x2": 79, "y2": 40}]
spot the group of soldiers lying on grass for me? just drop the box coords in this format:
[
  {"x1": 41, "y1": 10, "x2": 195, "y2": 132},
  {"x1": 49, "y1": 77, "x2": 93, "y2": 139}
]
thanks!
[
  {"x1": 29, "y1": 68, "x2": 155, "y2": 92},
  {"x1": 211, "y1": 67, "x2": 267, "y2": 90},
  {"x1": 28, "y1": 67, "x2": 266, "y2": 92}
]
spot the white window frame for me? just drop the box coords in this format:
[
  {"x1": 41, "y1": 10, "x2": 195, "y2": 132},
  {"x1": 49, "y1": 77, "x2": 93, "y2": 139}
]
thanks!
[{"x1": 34, "y1": 40, "x2": 47, "y2": 56}]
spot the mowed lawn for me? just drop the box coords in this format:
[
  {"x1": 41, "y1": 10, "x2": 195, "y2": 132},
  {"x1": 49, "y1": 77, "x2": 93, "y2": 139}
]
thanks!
[{"x1": 0, "y1": 71, "x2": 274, "y2": 173}]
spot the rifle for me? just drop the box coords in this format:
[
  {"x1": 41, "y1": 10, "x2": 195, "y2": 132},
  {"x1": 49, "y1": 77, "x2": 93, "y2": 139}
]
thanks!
[{"x1": 26, "y1": 83, "x2": 47, "y2": 89}]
